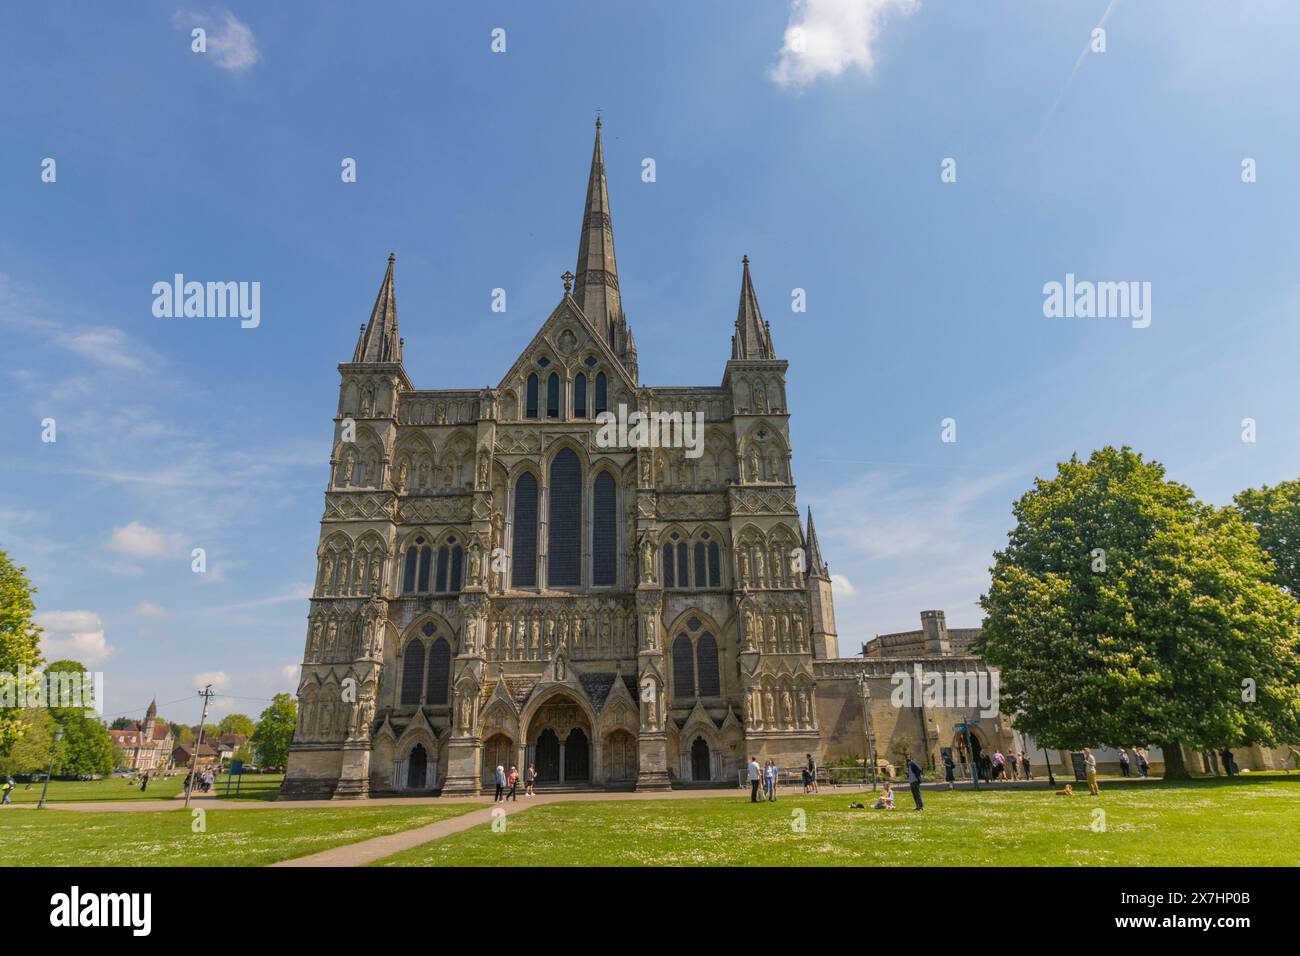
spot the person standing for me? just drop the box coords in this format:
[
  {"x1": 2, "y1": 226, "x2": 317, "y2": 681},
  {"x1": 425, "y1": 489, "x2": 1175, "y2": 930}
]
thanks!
[
  {"x1": 1007, "y1": 751, "x2": 1020, "y2": 781},
  {"x1": 766, "y1": 760, "x2": 778, "y2": 801},
  {"x1": 1020, "y1": 752, "x2": 1032, "y2": 781},
  {"x1": 748, "y1": 756, "x2": 762, "y2": 803},
  {"x1": 493, "y1": 764, "x2": 506, "y2": 802},
  {"x1": 506, "y1": 765, "x2": 519, "y2": 801},
  {"x1": 525, "y1": 763, "x2": 537, "y2": 796},
  {"x1": 906, "y1": 756, "x2": 924, "y2": 810},
  {"x1": 806, "y1": 753, "x2": 819, "y2": 794},
  {"x1": 1084, "y1": 747, "x2": 1100, "y2": 796},
  {"x1": 139, "y1": 772, "x2": 148, "y2": 793},
  {"x1": 943, "y1": 751, "x2": 955, "y2": 790},
  {"x1": 1220, "y1": 748, "x2": 1236, "y2": 776},
  {"x1": 1136, "y1": 749, "x2": 1149, "y2": 778},
  {"x1": 1118, "y1": 748, "x2": 1130, "y2": 777},
  {"x1": 992, "y1": 750, "x2": 1005, "y2": 781}
]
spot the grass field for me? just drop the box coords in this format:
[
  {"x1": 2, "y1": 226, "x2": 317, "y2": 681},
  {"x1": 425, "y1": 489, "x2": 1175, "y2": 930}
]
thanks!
[
  {"x1": 3, "y1": 775, "x2": 187, "y2": 803},
  {"x1": 0, "y1": 803, "x2": 477, "y2": 866},
  {"x1": 374, "y1": 777, "x2": 1300, "y2": 867}
]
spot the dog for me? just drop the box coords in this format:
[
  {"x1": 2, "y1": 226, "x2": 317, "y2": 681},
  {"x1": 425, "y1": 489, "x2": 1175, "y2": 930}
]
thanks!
[{"x1": 1055, "y1": 784, "x2": 1074, "y2": 796}]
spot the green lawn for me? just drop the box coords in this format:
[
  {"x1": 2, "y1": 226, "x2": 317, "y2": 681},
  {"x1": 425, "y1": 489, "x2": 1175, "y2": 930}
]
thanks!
[
  {"x1": 0, "y1": 803, "x2": 478, "y2": 866},
  {"x1": 3, "y1": 775, "x2": 186, "y2": 803},
  {"x1": 374, "y1": 777, "x2": 1300, "y2": 867}
]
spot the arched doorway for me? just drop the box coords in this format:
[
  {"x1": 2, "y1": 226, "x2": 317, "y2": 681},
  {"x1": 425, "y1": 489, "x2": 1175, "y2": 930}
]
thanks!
[
  {"x1": 604, "y1": 730, "x2": 637, "y2": 783},
  {"x1": 565, "y1": 728, "x2": 590, "y2": 782},
  {"x1": 407, "y1": 743, "x2": 428, "y2": 790},
  {"x1": 481, "y1": 734, "x2": 514, "y2": 788},
  {"x1": 690, "y1": 736, "x2": 711, "y2": 782},
  {"x1": 535, "y1": 729, "x2": 561, "y2": 782}
]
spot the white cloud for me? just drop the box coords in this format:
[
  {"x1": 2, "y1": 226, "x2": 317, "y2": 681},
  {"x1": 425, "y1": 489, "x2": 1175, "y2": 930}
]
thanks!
[
  {"x1": 831, "y1": 573, "x2": 857, "y2": 598},
  {"x1": 175, "y1": 10, "x2": 260, "y2": 72},
  {"x1": 771, "y1": 0, "x2": 918, "y2": 88},
  {"x1": 133, "y1": 601, "x2": 169, "y2": 620},
  {"x1": 108, "y1": 521, "x2": 184, "y2": 558},
  {"x1": 280, "y1": 664, "x2": 301, "y2": 692},
  {"x1": 35, "y1": 610, "x2": 116, "y2": 665},
  {"x1": 192, "y1": 671, "x2": 230, "y2": 692}
]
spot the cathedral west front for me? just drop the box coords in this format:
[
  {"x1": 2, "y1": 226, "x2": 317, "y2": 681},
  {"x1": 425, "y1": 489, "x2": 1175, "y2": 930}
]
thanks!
[{"x1": 281, "y1": 120, "x2": 1009, "y2": 799}]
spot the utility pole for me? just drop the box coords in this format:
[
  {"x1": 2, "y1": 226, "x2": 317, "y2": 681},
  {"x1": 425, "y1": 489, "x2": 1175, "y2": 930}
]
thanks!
[{"x1": 184, "y1": 684, "x2": 214, "y2": 810}]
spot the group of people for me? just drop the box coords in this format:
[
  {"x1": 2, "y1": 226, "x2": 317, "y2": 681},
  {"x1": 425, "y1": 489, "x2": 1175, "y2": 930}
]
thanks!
[
  {"x1": 492, "y1": 764, "x2": 538, "y2": 801},
  {"x1": 869, "y1": 756, "x2": 926, "y2": 810},
  {"x1": 747, "y1": 754, "x2": 821, "y2": 802},
  {"x1": 1117, "y1": 747, "x2": 1151, "y2": 777},
  {"x1": 184, "y1": 767, "x2": 216, "y2": 794},
  {"x1": 950, "y1": 749, "x2": 1034, "y2": 784}
]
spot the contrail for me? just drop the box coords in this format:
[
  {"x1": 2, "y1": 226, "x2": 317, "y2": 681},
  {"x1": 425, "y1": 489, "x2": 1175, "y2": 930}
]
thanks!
[{"x1": 1045, "y1": 0, "x2": 1122, "y2": 122}]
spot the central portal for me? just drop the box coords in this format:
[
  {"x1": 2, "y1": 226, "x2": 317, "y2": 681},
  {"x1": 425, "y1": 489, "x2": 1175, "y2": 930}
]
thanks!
[{"x1": 527, "y1": 696, "x2": 592, "y2": 784}]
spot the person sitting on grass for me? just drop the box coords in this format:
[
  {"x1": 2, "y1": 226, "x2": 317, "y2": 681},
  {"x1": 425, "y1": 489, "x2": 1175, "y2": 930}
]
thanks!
[{"x1": 872, "y1": 781, "x2": 895, "y2": 810}]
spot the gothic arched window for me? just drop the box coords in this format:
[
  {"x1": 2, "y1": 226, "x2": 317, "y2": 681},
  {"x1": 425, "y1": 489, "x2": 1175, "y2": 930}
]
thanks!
[
  {"x1": 400, "y1": 640, "x2": 425, "y2": 705},
  {"x1": 525, "y1": 374, "x2": 539, "y2": 419},
  {"x1": 416, "y1": 545, "x2": 432, "y2": 593},
  {"x1": 435, "y1": 546, "x2": 449, "y2": 593},
  {"x1": 512, "y1": 473, "x2": 538, "y2": 587},
  {"x1": 696, "y1": 634, "x2": 720, "y2": 697},
  {"x1": 595, "y1": 372, "x2": 607, "y2": 415},
  {"x1": 546, "y1": 373, "x2": 560, "y2": 419},
  {"x1": 426, "y1": 638, "x2": 451, "y2": 705},
  {"x1": 694, "y1": 542, "x2": 707, "y2": 589},
  {"x1": 574, "y1": 373, "x2": 587, "y2": 418},
  {"x1": 449, "y1": 544, "x2": 463, "y2": 592},
  {"x1": 592, "y1": 470, "x2": 617, "y2": 587},
  {"x1": 402, "y1": 546, "x2": 418, "y2": 594},
  {"x1": 677, "y1": 542, "x2": 689, "y2": 587},
  {"x1": 707, "y1": 540, "x2": 721, "y2": 587},
  {"x1": 548, "y1": 448, "x2": 581, "y2": 586},
  {"x1": 673, "y1": 634, "x2": 695, "y2": 699},
  {"x1": 662, "y1": 543, "x2": 675, "y2": 588}
]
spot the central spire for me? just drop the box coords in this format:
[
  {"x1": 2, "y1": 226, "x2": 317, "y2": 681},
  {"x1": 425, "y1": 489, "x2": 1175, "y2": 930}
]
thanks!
[{"x1": 573, "y1": 117, "x2": 627, "y2": 358}]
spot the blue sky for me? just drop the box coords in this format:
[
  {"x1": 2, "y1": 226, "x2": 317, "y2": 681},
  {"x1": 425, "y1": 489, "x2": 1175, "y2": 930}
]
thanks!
[{"x1": 2, "y1": 0, "x2": 1298, "y2": 727}]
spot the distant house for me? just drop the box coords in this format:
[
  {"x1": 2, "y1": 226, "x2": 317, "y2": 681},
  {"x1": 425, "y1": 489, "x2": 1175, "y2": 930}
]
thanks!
[
  {"x1": 111, "y1": 699, "x2": 175, "y2": 773},
  {"x1": 172, "y1": 743, "x2": 220, "y2": 770}
]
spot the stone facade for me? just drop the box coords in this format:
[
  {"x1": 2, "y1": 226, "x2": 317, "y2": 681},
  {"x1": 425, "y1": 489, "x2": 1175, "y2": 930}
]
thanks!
[{"x1": 281, "y1": 122, "x2": 1000, "y2": 799}]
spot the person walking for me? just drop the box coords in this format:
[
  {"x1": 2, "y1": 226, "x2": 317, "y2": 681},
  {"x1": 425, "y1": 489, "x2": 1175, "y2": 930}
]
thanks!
[
  {"x1": 1, "y1": 775, "x2": 15, "y2": 805},
  {"x1": 525, "y1": 764, "x2": 537, "y2": 796},
  {"x1": 992, "y1": 750, "x2": 1005, "y2": 781},
  {"x1": 1136, "y1": 749, "x2": 1149, "y2": 778},
  {"x1": 1118, "y1": 748, "x2": 1130, "y2": 777},
  {"x1": 506, "y1": 765, "x2": 519, "y2": 801},
  {"x1": 493, "y1": 764, "x2": 506, "y2": 802},
  {"x1": 906, "y1": 756, "x2": 924, "y2": 811},
  {"x1": 748, "y1": 756, "x2": 762, "y2": 803},
  {"x1": 1008, "y1": 750, "x2": 1020, "y2": 781},
  {"x1": 1084, "y1": 747, "x2": 1100, "y2": 796},
  {"x1": 1020, "y1": 752, "x2": 1032, "y2": 781},
  {"x1": 139, "y1": 772, "x2": 148, "y2": 793}
]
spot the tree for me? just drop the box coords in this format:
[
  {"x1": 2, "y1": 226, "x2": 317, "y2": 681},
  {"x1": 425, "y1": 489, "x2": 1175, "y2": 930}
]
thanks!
[
  {"x1": 1233, "y1": 479, "x2": 1300, "y2": 594},
  {"x1": 45, "y1": 660, "x2": 116, "y2": 776},
  {"x1": 251, "y1": 693, "x2": 296, "y2": 767},
  {"x1": 979, "y1": 447, "x2": 1300, "y2": 779},
  {"x1": 0, "y1": 546, "x2": 44, "y2": 754},
  {"x1": 218, "y1": 713, "x2": 255, "y2": 737},
  {"x1": 0, "y1": 708, "x2": 55, "y2": 775},
  {"x1": 170, "y1": 722, "x2": 194, "y2": 748}
]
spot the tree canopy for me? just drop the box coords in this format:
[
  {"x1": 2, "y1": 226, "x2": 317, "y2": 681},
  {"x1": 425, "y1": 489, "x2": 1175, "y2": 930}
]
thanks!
[
  {"x1": 979, "y1": 447, "x2": 1300, "y2": 777},
  {"x1": 0, "y1": 546, "x2": 44, "y2": 754},
  {"x1": 1233, "y1": 478, "x2": 1300, "y2": 594},
  {"x1": 251, "y1": 693, "x2": 296, "y2": 767}
]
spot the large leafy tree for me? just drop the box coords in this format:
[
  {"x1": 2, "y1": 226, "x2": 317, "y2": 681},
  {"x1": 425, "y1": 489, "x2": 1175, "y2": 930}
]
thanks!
[
  {"x1": 0, "y1": 708, "x2": 55, "y2": 775},
  {"x1": 979, "y1": 447, "x2": 1300, "y2": 778},
  {"x1": 251, "y1": 693, "x2": 297, "y2": 767},
  {"x1": 0, "y1": 546, "x2": 44, "y2": 754},
  {"x1": 1233, "y1": 479, "x2": 1300, "y2": 594},
  {"x1": 43, "y1": 660, "x2": 116, "y2": 776},
  {"x1": 218, "y1": 713, "x2": 255, "y2": 737}
]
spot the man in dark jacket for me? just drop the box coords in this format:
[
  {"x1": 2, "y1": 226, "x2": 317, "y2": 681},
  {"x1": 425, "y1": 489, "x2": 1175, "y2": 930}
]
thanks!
[{"x1": 906, "y1": 757, "x2": 924, "y2": 811}]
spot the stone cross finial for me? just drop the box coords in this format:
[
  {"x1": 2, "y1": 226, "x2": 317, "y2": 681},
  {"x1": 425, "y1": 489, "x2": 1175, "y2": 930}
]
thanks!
[{"x1": 561, "y1": 270, "x2": 574, "y2": 293}]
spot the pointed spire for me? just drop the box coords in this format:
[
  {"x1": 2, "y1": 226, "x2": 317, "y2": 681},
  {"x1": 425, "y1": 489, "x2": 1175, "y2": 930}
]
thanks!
[
  {"x1": 352, "y1": 253, "x2": 403, "y2": 364},
  {"x1": 732, "y1": 255, "x2": 775, "y2": 360},
  {"x1": 145, "y1": 697, "x2": 157, "y2": 724},
  {"x1": 805, "y1": 507, "x2": 829, "y2": 578},
  {"x1": 573, "y1": 117, "x2": 627, "y2": 358}
]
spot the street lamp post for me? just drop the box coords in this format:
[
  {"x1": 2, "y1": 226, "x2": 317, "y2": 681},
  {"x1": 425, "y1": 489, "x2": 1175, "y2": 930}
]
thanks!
[
  {"x1": 37, "y1": 729, "x2": 64, "y2": 809},
  {"x1": 857, "y1": 672, "x2": 878, "y2": 791}
]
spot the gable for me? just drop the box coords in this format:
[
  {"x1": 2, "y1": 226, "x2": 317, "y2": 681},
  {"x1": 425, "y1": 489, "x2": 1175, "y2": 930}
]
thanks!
[{"x1": 497, "y1": 296, "x2": 635, "y2": 396}]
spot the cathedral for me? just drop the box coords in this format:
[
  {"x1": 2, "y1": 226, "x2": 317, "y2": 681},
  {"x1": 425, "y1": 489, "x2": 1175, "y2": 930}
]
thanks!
[{"x1": 281, "y1": 121, "x2": 1008, "y2": 799}]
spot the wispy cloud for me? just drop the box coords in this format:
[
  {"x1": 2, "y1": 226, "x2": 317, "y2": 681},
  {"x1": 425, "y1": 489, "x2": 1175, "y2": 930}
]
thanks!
[
  {"x1": 108, "y1": 521, "x2": 185, "y2": 558},
  {"x1": 173, "y1": 9, "x2": 260, "y2": 72},
  {"x1": 771, "y1": 0, "x2": 918, "y2": 89}
]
